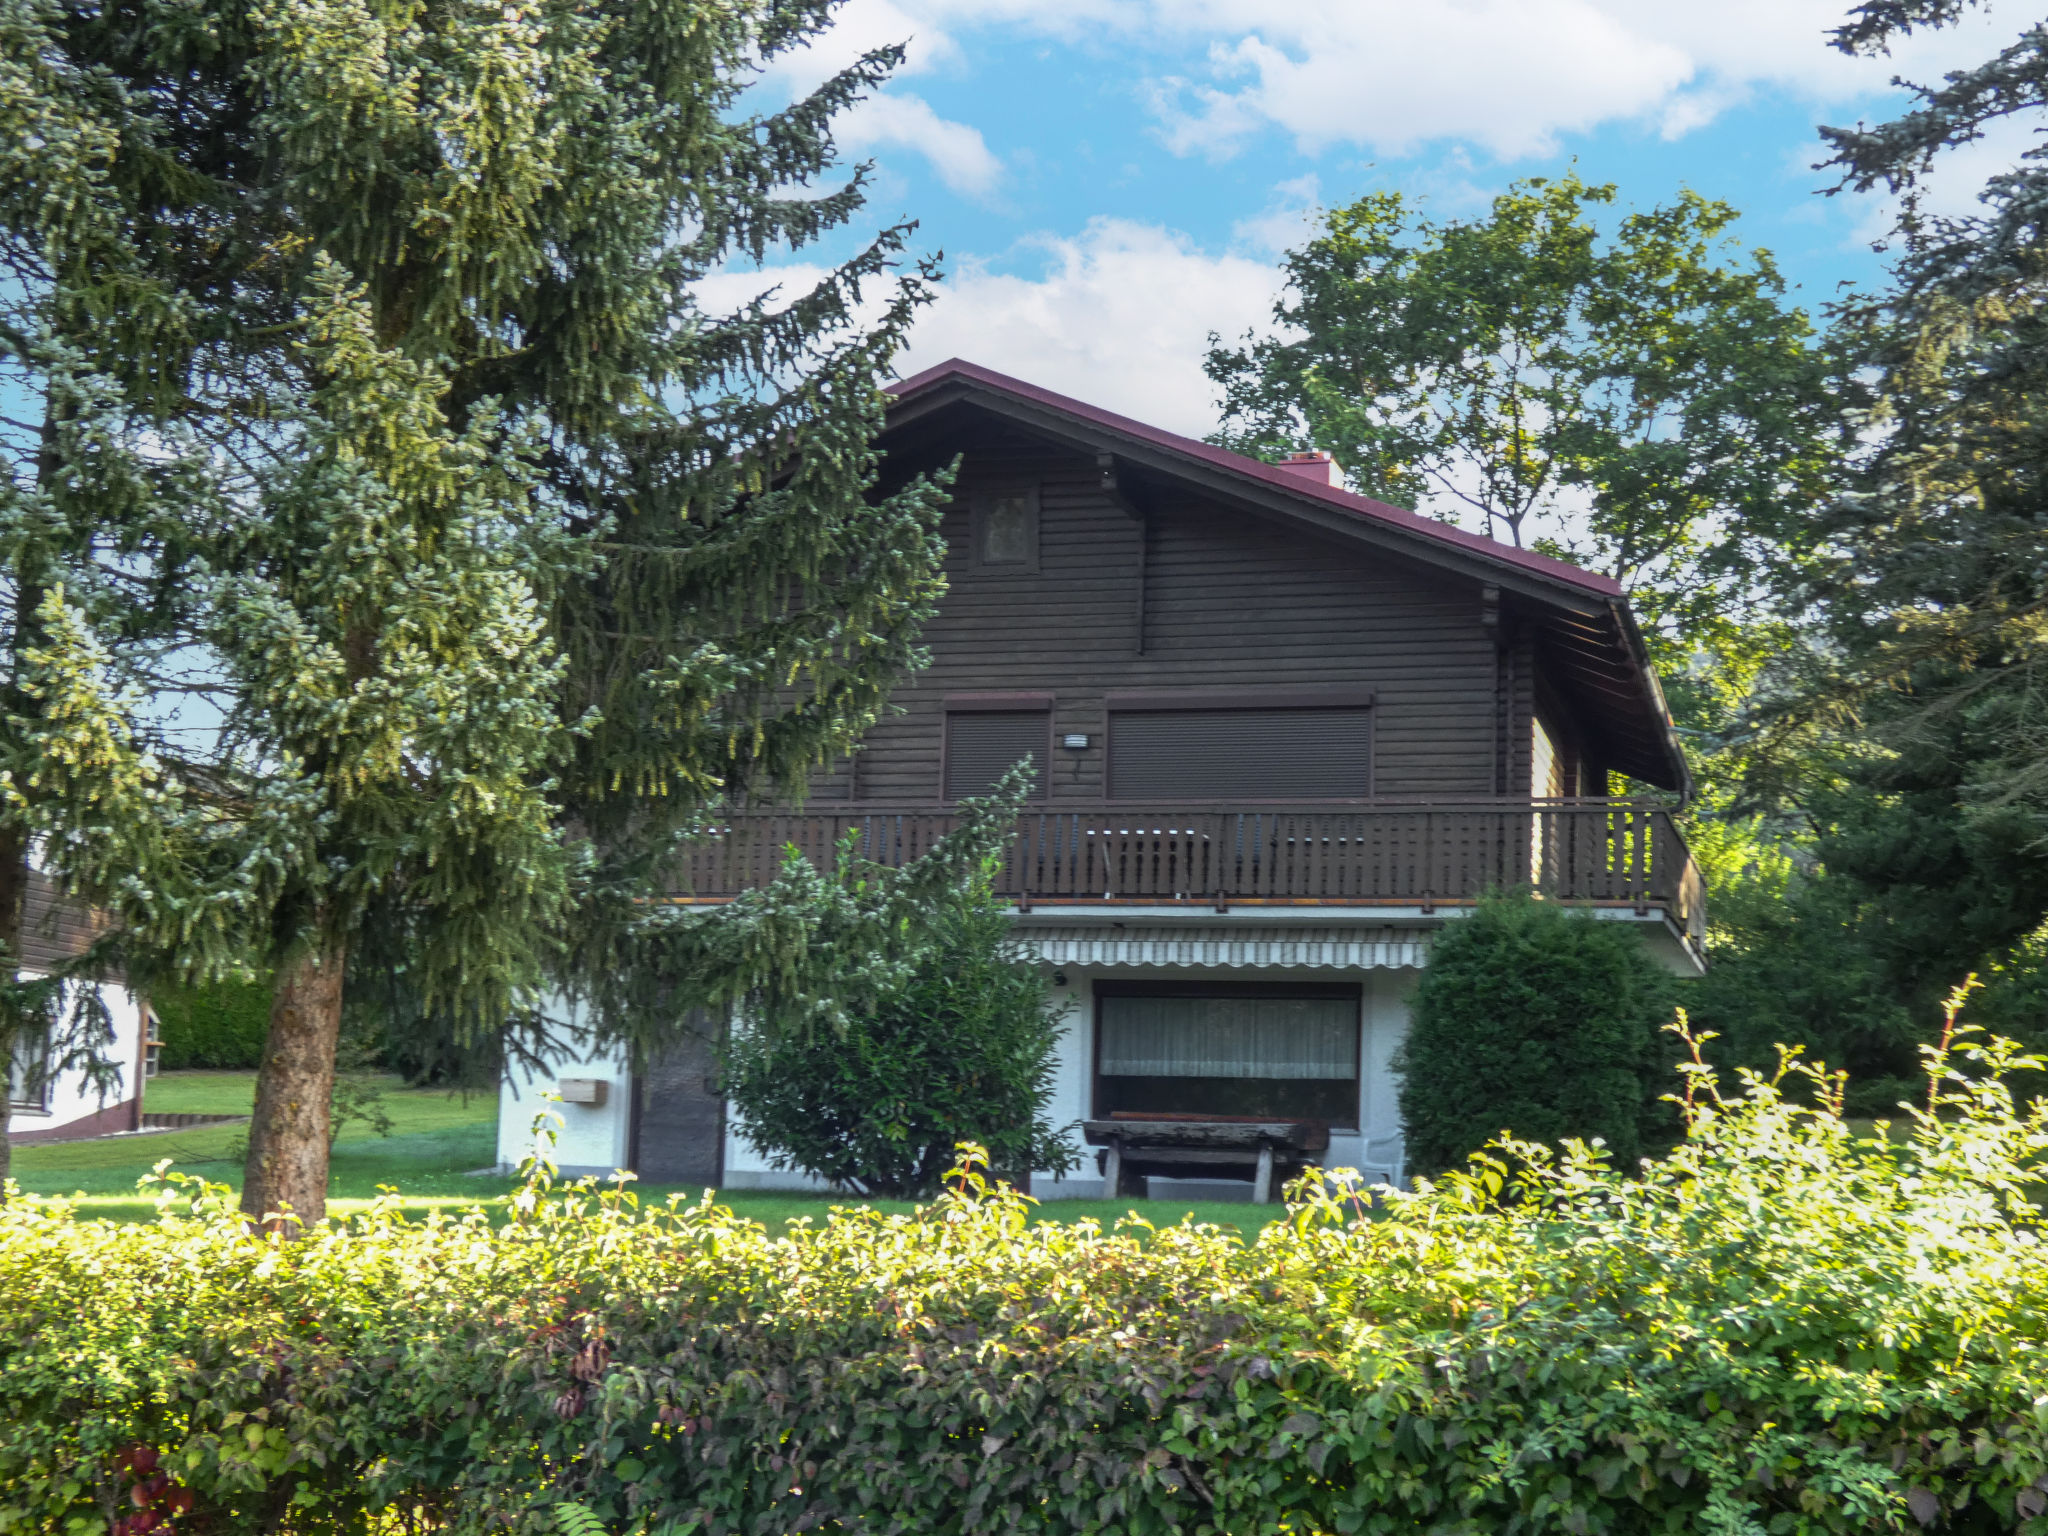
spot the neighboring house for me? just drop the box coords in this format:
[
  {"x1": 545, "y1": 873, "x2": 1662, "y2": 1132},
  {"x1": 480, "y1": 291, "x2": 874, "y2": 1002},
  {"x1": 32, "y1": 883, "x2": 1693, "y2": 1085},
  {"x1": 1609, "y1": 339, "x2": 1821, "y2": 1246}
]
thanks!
[
  {"x1": 5, "y1": 872, "x2": 155, "y2": 1144},
  {"x1": 499, "y1": 358, "x2": 1701, "y2": 1196}
]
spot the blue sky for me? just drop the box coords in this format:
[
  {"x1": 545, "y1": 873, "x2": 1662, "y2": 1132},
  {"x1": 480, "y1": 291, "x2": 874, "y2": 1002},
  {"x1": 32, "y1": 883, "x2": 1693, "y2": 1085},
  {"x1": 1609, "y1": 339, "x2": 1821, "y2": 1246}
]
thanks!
[{"x1": 729, "y1": 0, "x2": 2030, "y2": 436}]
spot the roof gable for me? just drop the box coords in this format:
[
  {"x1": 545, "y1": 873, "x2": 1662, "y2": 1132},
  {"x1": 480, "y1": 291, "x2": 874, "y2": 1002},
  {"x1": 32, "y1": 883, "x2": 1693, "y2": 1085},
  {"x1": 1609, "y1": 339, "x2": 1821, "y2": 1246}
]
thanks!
[
  {"x1": 881, "y1": 358, "x2": 1688, "y2": 794},
  {"x1": 887, "y1": 357, "x2": 1621, "y2": 608}
]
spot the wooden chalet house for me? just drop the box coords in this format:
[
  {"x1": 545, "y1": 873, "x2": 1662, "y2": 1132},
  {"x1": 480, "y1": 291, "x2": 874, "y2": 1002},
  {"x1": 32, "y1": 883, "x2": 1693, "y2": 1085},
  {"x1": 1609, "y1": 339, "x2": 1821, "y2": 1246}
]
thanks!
[{"x1": 497, "y1": 359, "x2": 1702, "y2": 1197}]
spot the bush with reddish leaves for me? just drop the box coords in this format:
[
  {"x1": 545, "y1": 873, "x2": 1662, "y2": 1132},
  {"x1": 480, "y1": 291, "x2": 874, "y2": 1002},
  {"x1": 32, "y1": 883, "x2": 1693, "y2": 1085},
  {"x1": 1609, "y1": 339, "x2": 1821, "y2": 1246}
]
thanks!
[{"x1": 110, "y1": 1446, "x2": 193, "y2": 1536}]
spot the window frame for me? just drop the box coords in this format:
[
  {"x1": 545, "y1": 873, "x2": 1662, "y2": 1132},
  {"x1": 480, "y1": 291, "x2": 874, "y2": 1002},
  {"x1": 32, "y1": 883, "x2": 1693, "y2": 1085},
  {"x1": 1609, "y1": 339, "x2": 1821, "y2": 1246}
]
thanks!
[
  {"x1": 1103, "y1": 686, "x2": 1376, "y2": 802},
  {"x1": 1091, "y1": 979, "x2": 1363, "y2": 1129},
  {"x1": 941, "y1": 693, "x2": 1054, "y2": 804},
  {"x1": 970, "y1": 484, "x2": 1041, "y2": 574},
  {"x1": 6, "y1": 1022, "x2": 51, "y2": 1113}
]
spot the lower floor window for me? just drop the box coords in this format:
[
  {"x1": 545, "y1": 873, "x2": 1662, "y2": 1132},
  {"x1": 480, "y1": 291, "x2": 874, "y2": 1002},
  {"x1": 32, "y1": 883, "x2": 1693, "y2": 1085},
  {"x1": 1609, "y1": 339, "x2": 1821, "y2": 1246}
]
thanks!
[
  {"x1": 7, "y1": 1025, "x2": 50, "y2": 1111},
  {"x1": 1094, "y1": 983, "x2": 1360, "y2": 1126}
]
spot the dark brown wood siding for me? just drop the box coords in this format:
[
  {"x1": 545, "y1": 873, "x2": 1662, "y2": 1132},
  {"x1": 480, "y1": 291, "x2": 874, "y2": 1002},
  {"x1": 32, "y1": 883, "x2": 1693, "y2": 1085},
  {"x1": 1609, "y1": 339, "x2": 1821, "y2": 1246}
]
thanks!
[
  {"x1": 18, "y1": 873, "x2": 118, "y2": 980},
  {"x1": 846, "y1": 428, "x2": 1512, "y2": 802}
]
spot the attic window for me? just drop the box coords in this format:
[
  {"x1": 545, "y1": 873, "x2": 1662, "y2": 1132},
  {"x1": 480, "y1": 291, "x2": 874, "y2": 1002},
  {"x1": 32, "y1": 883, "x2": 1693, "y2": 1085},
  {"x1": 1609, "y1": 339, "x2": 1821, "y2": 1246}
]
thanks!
[{"x1": 974, "y1": 488, "x2": 1039, "y2": 571}]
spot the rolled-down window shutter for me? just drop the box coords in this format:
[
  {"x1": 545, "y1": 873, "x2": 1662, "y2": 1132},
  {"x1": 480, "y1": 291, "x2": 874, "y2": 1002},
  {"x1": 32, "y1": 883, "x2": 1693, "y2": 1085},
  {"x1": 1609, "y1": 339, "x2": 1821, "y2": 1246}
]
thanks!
[
  {"x1": 1108, "y1": 708, "x2": 1371, "y2": 799},
  {"x1": 944, "y1": 711, "x2": 1046, "y2": 801}
]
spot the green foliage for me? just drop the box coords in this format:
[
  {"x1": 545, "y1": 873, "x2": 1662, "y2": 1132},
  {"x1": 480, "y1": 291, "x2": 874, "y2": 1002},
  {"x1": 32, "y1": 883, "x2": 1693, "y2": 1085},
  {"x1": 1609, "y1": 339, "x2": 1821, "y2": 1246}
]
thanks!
[
  {"x1": 597, "y1": 773, "x2": 1035, "y2": 1048},
  {"x1": 1206, "y1": 173, "x2": 1839, "y2": 665},
  {"x1": 1764, "y1": 2, "x2": 2048, "y2": 836},
  {"x1": 4, "y1": 1026, "x2": 2048, "y2": 1534},
  {"x1": 1399, "y1": 893, "x2": 1676, "y2": 1174},
  {"x1": 1, "y1": 0, "x2": 956, "y2": 1211},
  {"x1": 1689, "y1": 706, "x2": 2048, "y2": 1113},
  {"x1": 722, "y1": 873, "x2": 1079, "y2": 1197},
  {"x1": 1687, "y1": 872, "x2": 1923, "y2": 1116},
  {"x1": 150, "y1": 978, "x2": 273, "y2": 1072}
]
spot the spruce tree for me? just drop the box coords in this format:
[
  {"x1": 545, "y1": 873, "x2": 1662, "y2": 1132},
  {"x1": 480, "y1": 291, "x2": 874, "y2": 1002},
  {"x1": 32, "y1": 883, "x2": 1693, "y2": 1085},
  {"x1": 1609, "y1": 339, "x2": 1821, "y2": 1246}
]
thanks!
[
  {"x1": 3, "y1": 0, "x2": 955, "y2": 1224},
  {"x1": 1812, "y1": 1, "x2": 2048, "y2": 814},
  {"x1": 0, "y1": 0, "x2": 223, "y2": 1192}
]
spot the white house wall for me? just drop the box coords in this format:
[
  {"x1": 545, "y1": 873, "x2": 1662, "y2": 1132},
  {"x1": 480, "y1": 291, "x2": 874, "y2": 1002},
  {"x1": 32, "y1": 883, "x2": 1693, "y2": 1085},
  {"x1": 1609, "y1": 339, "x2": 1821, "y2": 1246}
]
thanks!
[
  {"x1": 6, "y1": 976, "x2": 147, "y2": 1142},
  {"x1": 494, "y1": 1002, "x2": 632, "y2": 1178},
  {"x1": 1024, "y1": 966, "x2": 1415, "y2": 1201},
  {"x1": 715, "y1": 964, "x2": 1417, "y2": 1199},
  {"x1": 505, "y1": 963, "x2": 1421, "y2": 1196}
]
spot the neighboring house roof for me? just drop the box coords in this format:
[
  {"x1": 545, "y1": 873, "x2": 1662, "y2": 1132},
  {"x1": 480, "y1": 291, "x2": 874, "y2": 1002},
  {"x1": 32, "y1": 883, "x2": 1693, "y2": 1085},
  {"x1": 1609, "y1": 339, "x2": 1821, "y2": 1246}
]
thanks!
[
  {"x1": 882, "y1": 357, "x2": 1689, "y2": 794},
  {"x1": 19, "y1": 872, "x2": 119, "y2": 980}
]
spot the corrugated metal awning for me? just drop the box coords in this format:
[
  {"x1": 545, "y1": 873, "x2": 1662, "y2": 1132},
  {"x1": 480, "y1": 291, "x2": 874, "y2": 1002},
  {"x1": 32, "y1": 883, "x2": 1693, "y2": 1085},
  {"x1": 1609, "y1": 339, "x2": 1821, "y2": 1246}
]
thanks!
[{"x1": 1017, "y1": 925, "x2": 1430, "y2": 971}]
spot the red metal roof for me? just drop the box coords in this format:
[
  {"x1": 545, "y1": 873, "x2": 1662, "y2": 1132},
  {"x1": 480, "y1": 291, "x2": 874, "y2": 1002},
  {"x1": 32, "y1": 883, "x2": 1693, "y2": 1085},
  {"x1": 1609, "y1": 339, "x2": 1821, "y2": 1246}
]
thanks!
[{"x1": 887, "y1": 358, "x2": 1624, "y2": 599}]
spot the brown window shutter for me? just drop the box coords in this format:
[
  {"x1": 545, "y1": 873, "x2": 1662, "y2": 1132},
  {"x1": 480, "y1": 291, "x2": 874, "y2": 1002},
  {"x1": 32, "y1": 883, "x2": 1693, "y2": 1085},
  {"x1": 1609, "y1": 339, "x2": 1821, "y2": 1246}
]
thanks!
[
  {"x1": 944, "y1": 711, "x2": 1047, "y2": 801},
  {"x1": 1108, "y1": 707, "x2": 1372, "y2": 799}
]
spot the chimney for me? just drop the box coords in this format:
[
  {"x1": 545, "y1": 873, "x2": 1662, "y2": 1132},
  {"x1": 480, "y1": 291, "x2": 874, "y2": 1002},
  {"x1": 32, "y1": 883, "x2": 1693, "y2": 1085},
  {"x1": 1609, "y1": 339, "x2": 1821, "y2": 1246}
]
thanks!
[{"x1": 1276, "y1": 451, "x2": 1341, "y2": 488}]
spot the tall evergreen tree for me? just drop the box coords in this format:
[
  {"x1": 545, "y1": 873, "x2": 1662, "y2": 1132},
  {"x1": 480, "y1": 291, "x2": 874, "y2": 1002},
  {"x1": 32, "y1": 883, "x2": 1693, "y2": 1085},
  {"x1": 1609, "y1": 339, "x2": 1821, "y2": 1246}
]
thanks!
[
  {"x1": 2, "y1": 0, "x2": 955, "y2": 1224},
  {"x1": 1811, "y1": 1, "x2": 2048, "y2": 816},
  {"x1": 0, "y1": 0, "x2": 224, "y2": 1192}
]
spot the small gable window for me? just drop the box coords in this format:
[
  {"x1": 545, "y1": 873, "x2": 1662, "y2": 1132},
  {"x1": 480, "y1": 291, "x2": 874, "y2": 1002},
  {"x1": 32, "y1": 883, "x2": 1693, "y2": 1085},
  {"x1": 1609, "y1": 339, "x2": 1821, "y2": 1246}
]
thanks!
[{"x1": 973, "y1": 487, "x2": 1039, "y2": 571}]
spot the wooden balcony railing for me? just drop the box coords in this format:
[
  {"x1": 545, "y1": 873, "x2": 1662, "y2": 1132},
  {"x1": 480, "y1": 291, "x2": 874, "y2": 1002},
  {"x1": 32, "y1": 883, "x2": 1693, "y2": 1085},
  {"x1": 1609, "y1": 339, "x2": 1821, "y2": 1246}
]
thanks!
[{"x1": 674, "y1": 798, "x2": 1705, "y2": 948}]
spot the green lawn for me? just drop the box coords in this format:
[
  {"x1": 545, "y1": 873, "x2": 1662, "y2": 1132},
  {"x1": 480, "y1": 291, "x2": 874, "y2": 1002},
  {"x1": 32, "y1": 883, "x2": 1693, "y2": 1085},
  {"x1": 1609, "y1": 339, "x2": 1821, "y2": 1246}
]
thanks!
[{"x1": 10, "y1": 1071, "x2": 1285, "y2": 1239}]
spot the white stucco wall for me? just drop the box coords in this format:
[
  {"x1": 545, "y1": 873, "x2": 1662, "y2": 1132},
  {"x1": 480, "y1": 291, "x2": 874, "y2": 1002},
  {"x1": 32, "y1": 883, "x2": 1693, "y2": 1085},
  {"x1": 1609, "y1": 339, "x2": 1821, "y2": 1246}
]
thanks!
[
  {"x1": 6, "y1": 976, "x2": 147, "y2": 1139},
  {"x1": 494, "y1": 1006, "x2": 632, "y2": 1177},
  {"x1": 499, "y1": 965, "x2": 1419, "y2": 1196}
]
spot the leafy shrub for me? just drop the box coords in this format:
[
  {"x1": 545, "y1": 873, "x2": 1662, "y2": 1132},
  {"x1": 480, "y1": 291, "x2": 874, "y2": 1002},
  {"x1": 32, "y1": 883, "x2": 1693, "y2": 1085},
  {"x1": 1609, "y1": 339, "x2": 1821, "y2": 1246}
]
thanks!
[
  {"x1": 721, "y1": 877, "x2": 1079, "y2": 1196},
  {"x1": 3, "y1": 1020, "x2": 2047, "y2": 1536},
  {"x1": 1399, "y1": 891, "x2": 1677, "y2": 1174},
  {"x1": 149, "y1": 977, "x2": 273, "y2": 1071}
]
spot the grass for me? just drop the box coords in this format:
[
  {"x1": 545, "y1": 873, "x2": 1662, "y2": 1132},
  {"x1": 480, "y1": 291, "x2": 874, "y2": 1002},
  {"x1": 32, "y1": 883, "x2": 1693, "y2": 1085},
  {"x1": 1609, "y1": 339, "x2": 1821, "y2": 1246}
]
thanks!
[
  {"x1": 12, "y1": 1071, "x2": 509, "y2": 1224},
  {"x1": 10, "y1": 1071, "x2": 1289, "y2": 1240}
]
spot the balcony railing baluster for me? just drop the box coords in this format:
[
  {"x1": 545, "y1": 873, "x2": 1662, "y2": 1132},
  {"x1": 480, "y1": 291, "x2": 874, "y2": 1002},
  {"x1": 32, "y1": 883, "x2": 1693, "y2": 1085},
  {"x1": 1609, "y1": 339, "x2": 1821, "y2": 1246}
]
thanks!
[{"x1": 672, "y1": 799, "x2": 1699, "y2": 930}]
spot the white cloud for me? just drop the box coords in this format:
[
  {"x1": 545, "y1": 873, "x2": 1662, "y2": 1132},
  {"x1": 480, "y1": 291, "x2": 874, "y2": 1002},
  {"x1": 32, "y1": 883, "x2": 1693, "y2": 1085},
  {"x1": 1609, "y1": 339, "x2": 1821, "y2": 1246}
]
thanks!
[
  {"x1": 1156, "y1": 3, "x2": 1695, "y2": 160},
  {"x1": 750, "y1": 0, "x2": 996, "y2": 198},
  {"x1": 896, "y1": 217, "x2": 1283, "y2": 435},
  {"x1": 1229, "y1": 173, "x2": 1322, "y2": 256},
  {"x1": 790, "y1": 0, "x2": 2018, "y2": 162},
  {"x1": 690, "y1": 262, "x2": 837, "y2": 321},
  {"x1": 838, "y1": 93, "x2": 1004, "y2": 198},
  {"x1": 690, "y1": 220, "x2": 1277, "y2": 436},
  {"x1": 758, "y1": 0, "x2": 961, "y2": 90},
  {"x1": 1145, "y1": 0, "x2": 2021, "y2": 160}
]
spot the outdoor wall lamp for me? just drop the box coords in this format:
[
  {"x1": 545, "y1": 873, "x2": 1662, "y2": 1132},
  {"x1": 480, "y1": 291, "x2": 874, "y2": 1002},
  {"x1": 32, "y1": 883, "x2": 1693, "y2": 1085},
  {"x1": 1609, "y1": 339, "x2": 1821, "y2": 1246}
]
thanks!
[{"x1": 1060, "y1": 733, "x2": 1091, "y2": 750}]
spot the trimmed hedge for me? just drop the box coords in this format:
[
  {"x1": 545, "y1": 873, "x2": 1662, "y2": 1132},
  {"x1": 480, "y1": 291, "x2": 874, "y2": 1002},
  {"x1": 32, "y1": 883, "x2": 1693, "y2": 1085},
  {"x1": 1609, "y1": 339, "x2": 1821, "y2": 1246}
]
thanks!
[
  {"x1": 1400, "y1": 892, "x2": 1676, "y2": 1174},
  {"x1": 149, "y1": 978, "x2": 273, "y2": 1071},
  {"x1": 3, "y1": 1026, "x2": 2047, "y2": 1535}
]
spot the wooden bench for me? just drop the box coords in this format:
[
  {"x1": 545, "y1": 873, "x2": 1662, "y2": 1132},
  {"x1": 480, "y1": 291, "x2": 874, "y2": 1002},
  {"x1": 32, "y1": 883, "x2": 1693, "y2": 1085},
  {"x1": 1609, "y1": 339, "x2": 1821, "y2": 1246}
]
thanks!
[{"x1": 1081, "y1": 1113, "x2": 1331, "y2": 1204}]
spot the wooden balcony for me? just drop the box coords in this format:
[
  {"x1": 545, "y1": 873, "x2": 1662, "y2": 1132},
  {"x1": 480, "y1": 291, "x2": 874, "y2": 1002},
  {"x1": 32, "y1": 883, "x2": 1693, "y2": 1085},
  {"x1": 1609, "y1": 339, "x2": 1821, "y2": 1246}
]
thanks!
[{"x1": 673, "y1": 798, "x2": 1705, "y2": 955}]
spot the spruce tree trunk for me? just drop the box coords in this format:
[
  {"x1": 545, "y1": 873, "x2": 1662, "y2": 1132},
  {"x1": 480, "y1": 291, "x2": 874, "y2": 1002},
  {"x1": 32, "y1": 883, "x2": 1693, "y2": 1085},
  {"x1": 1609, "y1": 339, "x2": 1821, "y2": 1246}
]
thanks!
[
  {"x1": 241, "y1": 933, "x2": 348, "y2": 1230},
  {"x1": 0, "y1": 823, "x2": 31, "y2": 1201}
]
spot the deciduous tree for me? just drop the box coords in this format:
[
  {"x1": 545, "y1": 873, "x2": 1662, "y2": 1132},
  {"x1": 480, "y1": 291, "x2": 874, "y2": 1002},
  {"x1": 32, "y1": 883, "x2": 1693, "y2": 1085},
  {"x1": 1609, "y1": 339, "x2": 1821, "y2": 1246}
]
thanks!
[{"x1": 1206, "y1": 176, "x2": 1839, "y2": 667}]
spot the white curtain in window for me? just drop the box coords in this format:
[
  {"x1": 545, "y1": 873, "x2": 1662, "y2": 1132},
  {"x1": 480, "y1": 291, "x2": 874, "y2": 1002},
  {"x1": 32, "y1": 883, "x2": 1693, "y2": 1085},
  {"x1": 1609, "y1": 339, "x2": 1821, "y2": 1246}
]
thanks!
[{"x1": 1099, "y1": 995, "x2": 1358, "y2": 1079}]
